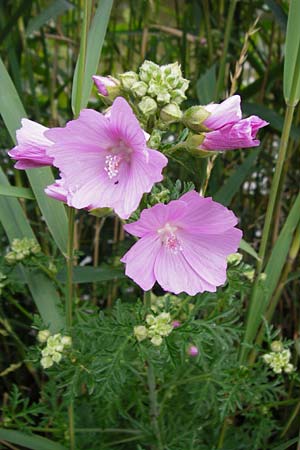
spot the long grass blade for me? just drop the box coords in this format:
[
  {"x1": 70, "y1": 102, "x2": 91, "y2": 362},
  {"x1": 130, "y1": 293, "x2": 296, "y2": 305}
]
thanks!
[
  {"x1": 0, "y1": 429, "x2": 67, "y2": 450},
  {"x1": 283, "y1": 0, "x2": 300, "y2": 105}
]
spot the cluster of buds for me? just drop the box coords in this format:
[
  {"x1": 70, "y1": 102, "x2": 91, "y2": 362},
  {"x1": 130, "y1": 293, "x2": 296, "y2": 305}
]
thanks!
[
  {"x1": 134, "y1": 312, "x2": 173, "y2": 346},
  {"x1": 38, "y1": 330, "x2": 72, "y2": 369},
  {"x1": 0, "y1": 272, "x2": 7, "y2": 295},
  {"x1": 5, "y1": 238, "x2": 40, "y2": 264},
  {"x1": 262, "y1": 341, "x2": 294, "y2": 374}
]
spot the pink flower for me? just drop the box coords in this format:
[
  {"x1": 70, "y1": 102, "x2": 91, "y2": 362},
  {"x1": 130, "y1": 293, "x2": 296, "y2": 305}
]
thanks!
[
  {"x1": 172, "y1": 320, "x2": 181, "y2": 328},
  {"x1": 188, "y1": 345, "x2": 199, "y2": 357},
  {"x1": 45, "y1": 97, "x2": 168, "y2": 219},
  {"x1": 200, "y1": 116, "x2": 268, "y2": 151},
  {"x1": 121, "y1": 191, "x2": 242, "y2": 295},
  {"x1": 45, "y1": 178, "x2": 68, "y2": 203},
  {"x1": 8, "y1": 119, "x2": 54, "y2": 169},
  {"x1": 92, "y1": 75, "x2": 119, "y2": 96},
  {"x1": 202, "y1": 95, "x2": 242, "y2": 130}
]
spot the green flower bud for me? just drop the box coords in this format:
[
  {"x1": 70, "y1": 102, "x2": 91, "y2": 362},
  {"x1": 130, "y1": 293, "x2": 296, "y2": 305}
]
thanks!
[
  {"x1": 146, "y1": 315, "x2": 156, "y2": 326},
  {"x1": 243, "y1": 268, "x2": 255, "y2": 282},
  {"x1": 119, "y1": 71, "x2": 139, "y2": 90},
  {"x1": 138, "y1": 96, "x2": 157, "y2": 116},
  {"x1": 227, "y1": 252, "x2": 243, "y2": 265},
  {"x1": 160, "y1": 103, "x2": 182, "y2": 123},
  {"x1": 156, "y1": 90, "x2": 171, "y2": 104},
  {"x1": 5, "y1": 252, "x2": 16, "y2": 264},
  {"x1": 182, "y1": 106, "x2": 211, "y2": 132},
  {"x1": 52, "y1": 351, "x2": 62, "y2": 364},
  {"x1": 41, "y1": 356, "x2": 53, "y2": 369},
  {"x1": 61, "y1": 335, "x2": 72, "y2": 347},
  {"x1": 132, "y1": 81, "x2": 148, "y2": 97},
  {"x1": 134, "y1": 325, "x2": 148, "y2": 342},
  {"x1": 270, "y1": 340, "x2": 283, "y2": 353},
  {"x1": 171, "y1": 89, "x2": 187, "y2": 104},
  {"x1": 37, "y1": 329, "x2": 51, "y2": 343},
  {"x1": 139, "y1": 60, "x2": 160, "y2": 83},
  {"x1": 151, "y1": 335, "x2": 163, "y2": 346},
  {"x1": 284, "y1": 363, "x2": 294, "y2": 373},
  {"x1": 148, "y1": 129, "x2": 162, "y2": 149}
]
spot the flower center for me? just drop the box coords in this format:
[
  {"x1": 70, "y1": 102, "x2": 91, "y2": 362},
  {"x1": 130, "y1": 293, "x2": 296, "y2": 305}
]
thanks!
[
  {"x1": 104, "y1": 140, "x2": 132, "y2": 179},
  {"x1": 157, "y1": 223, "x2": 182, "y2": 254}
]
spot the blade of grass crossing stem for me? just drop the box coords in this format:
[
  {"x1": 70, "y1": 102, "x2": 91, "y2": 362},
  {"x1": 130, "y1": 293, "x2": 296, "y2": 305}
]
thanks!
[
  {"x1": 0, "y1": 429, "x2": 67, "y2": 450},
  {"x1": 283, "y1": 0, "x2": 300, "y2": 106},
  {"x1": 71, "y1": 0, "x2": 113, "y2": 113},
  {"x1": 0, "y1": 184, "x2": 35, "y2": 200},
  {"x1": 0, "y1": 56, "x2": 68, "y2": 255},
  {"x1": 242, "y1": 191, "x2": 300, "y2": 358},
  {"x1": 0, "y1": 168, "x2": 64, "y2": 332}
]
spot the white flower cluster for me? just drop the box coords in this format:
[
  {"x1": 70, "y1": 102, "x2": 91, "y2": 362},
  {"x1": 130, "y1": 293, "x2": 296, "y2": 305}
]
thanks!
[
  {"x1": 134, "y1": 312, "x2": 173, "y2": 346},
  {"x1": 119, "y1": 61, "x2": 189, "y2": 119},
  {"x1": 262, "y1": 340, "x2": 294, "y2": 374},
  {"x1": 5, "y1": 238, "x2": 40, "y2": 264},
  {"x1": 38, "y1": 330, "x2": 72, "y2": 369}
]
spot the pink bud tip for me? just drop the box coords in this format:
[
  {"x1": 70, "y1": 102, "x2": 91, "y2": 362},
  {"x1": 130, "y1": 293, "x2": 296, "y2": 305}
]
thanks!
[
  {"x1": 172, "y1": 320, "x2": 181, "y2": 328},
  {"x1": 188, "y1": 345, "x2": 199, "y2": 357}
]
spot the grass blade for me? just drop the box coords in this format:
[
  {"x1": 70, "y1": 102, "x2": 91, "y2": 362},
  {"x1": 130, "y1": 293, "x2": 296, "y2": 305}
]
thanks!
[
  {"x1": 0, "y1": 184, "x2": 35, "y2": 200},
  {"x1": 0, "y1": 167, "x2": 64, "y2": 332},
  {"x1": 71, "y1": 0, "x2": 113, "y2": 112},
  {"x1": 57, "y1": 266, "x2": 125, "y2": 284},
  {"x1": 196, "y1": 64, "x2": 216, "y2": 104},
  {"x1": 0, "y1": 429, "x2": 67, "y2": 450},
  {"x1": 283, "y1": 0, "x2": 300, "y2": 105},
  {"x1": 0, "y1": 56, "x2": 68, "y2": 255}
]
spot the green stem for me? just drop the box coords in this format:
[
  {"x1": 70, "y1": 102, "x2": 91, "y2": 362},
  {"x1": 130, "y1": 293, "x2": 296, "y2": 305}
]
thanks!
[
  {"x1": 257, "y1": 103, "x2": 296, "y2": 274},
  {"x1": 143, "y1": 290, "x2": 152, "y2": 310},
  {"x1": 203, "y1": 0, "x2": 213, "y2": 65},
  {"x1": 217, "y1": 419, "x2": 228, "y2": 449},
  {"x1": 66, "y1": 207, "x2": 75, "y2": 329},
  {"x1": 281, "y1": 399, "x2": 300, "y2": 438},
  {"x1": 215, "y1": 0, "x2": 237, "y2": 99},
  {"x1": 147, "y1": 362, "x2": 163, "y2": 450}
]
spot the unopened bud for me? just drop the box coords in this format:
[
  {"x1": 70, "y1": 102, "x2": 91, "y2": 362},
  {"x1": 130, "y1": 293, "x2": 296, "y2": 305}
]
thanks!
[
  {"x1": 160, "y1": 103, "x2": 182, "y2": 124},
  {"x1": 151, "y1": 335, "x2": 163, "y2": 346},
  {"x1": 139, "y1": 60, "x2": 160, "y2": 83},
  {"x1": 5, "y1": 252, "x2": 16, "y2": 264},
  {"x1": 183, "y1": 106, "x2": 210, "y2": 132},
  {"x1": 138, "y1": 97, "x2": 157, "y2": 116},
  {"x1": 270, "y1": 340, "x2": 283, "y2": 353},
  {"x1": 61, "y1": 336, "x2": 72, "y2": 347},
  {"x1": 132, "y1": 81, "x2": 148, "y2": 97},
  {"x1": 188, "y1": 345, "x2": 199, "y2": 357},
  {"x1": 41, "y1": 356, "x2": 53, "y2": 369},
  {"x1": 172, "y1": 320, "x2": 181, "y2": 328},
  {"x1": 119, "y1": 71, "x2": 139, "y2": 90},
  {"x1": 37, "y1": 329, "x2": 51, "y2": 343},
  {"x1": 134, "y1": 325, "x2": 148, "y2": 342},
  {"x1": 227, "y1": 253, "x2": 243, "y2": 265}
]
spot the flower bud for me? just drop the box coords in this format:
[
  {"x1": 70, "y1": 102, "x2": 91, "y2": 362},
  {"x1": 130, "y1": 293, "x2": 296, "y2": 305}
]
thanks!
[
  {"x1": 37, "y1": 329, "x2": 51, "y2": 343},
  {"x1": 183, "y1": 106, "x2": 211, "y2": 132},
  {"x1": 172, "y1": 320, "x2": 181, "y2": 328},
  {"x1": 61, "y1": 335, "x2": 72, "y2": 347},
  {"x1": 92, "y1": 75, "x2": 120, "y2": 98},
  {"x1": 134, "y1": 325, "x2": 148, "y2": 342},
  {"x1": 139, "y1": 60, "x2": 160, "y2": 83},
  {"x1": 131, "y1": 81, "x2": 148, "y2": 97},
  {"x1": 151, "y1": 335, "x2": 163, "y2": 346},
  {"x1": 227, "y1": 252, "x2": 243, "y2": 265},
  {"x1": 5, "y1": 252, "x2": 16, "y2": 264},
  {"x1": 156, "y1": 90, "x2": 171, "y2": 104},
  {"x1": 138, "y1": 97, "x2": 157, "y2": 116},
  {"x1": 148, "y1": 129, "x2": 162, "y2": 149},
  {"x1": 270, "y1": 340, "x2": 283, "y2": 353},
  {"x1": 41, "y1": 356, "x2": 53, "y2": 369},
  {"x1": 119, "y1": 71, "x2": 139, "y2": 90},
  {"x1": 171, "y1": 89, "x2": 187, "y2": 104},
  {"x1": 188, "y1": 345, "x2": 199, "y2": 357},
  {"x1": 160, "y1": 103, "x2": 182, "y2": 124},
  {"x1": 284, "y1": 363, "x2": 294, "y2": 373}
]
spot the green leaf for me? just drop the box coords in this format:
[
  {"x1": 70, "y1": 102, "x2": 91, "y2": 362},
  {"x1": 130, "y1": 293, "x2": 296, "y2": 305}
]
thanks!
[
  {"x1": 196, "y1": 64, "x2": 216, "y2": 104},
  {"x1": 243, "y1": 103, "x2": 300, "y2": 141},
  {"x1": 239, "y1": 239, "x2": 259, "y2": 261},
  {"x1": 283, "y1": 0, "x2": 300, "y2": 105},
  {"x1": 214, "y1": 148, "x2": 260, "y2": 206},
  {"x1": 57, "y1": 266, "x2": 125, "y2": 284},
  {"x1": 0, "y1": 429, "x2": 67, "y2": 450},
  {"x1": 71, "y1": 0, "x2": 113, "y2": 112},
  {"x1": 26, "y1": 0, "x2": 74, "y2": 35},
  {"x1": 244, "y1": 191, "x2": 300, "y2": 346},
  {"x1": 265, "y1": 0, "x2": 287, "y2": 33},
  {"x1": 0, "y1": 56, "x2": 68, "y2": 255},
  {"x1": 0, "y1": 167, "x2": 64, "y2": 332},
  {"x1": 0, "y1": 184, "x2": 35, "y2": 200}
]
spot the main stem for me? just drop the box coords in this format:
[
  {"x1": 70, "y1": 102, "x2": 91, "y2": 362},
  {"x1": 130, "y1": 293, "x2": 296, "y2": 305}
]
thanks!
[
  {"x1": 66, "y1": 207, "x2": 75, "y2": 328},
  {"x1": 147, "y1": 362, "x2": 163, "y2": 450}
]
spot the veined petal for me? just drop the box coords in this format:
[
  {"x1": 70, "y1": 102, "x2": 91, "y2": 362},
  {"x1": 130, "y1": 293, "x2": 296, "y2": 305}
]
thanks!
[
  {"x1": 121, "y1": 234, "x2": 161, "y2": 291},
  {"x1": 203, "y1": 95, "x2": 242, "y2": 130}
]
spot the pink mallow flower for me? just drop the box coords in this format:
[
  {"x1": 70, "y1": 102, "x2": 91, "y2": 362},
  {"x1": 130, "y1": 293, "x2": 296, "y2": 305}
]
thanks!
[
  {"x1": 44, "y1": 178, "x2": 68, "y2": 203},
  {"x1": 121, "y1": 191, "x2": 242, "y2": 295},
  {"x1": 200, "y1": 115, "x2": 268, "y2": 151},
  {"x1": 92, "y1": 75, "x2": 119, "y2": 96},
  {"x1": 45, "y1": 97, "x2": 168, "y2": 219},
  {"x1": 202, "y1": 95, "x2": 242, "y2": 130},
  {"x1": 8, "y1": 119, "x2": 54, "y2": 169}
]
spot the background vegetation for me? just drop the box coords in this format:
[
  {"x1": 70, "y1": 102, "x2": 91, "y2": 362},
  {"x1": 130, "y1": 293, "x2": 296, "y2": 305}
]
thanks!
[{"x1": 0, "y1": 0, "x2": 300, "y2": 449}]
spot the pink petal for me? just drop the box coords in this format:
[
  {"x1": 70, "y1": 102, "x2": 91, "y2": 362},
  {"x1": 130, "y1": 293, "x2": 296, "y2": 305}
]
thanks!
[
  {"x1": 178, "y1": 191, "x2": 239, "y2": 233},
  {"x1": 121, "y1": 234, "x2": 161, "y2": 291},
  {"x1": 203, "y1": 95, "x2": 242, "y2": 130},
  {"x1": 154, "y1": 246, "x2": 215, "y2": 295}
]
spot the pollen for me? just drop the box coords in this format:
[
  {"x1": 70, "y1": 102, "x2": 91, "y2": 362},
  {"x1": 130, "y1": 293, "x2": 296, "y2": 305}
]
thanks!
[{"x1": 105, "y1": 154, "x2": 122, "y2": 179}]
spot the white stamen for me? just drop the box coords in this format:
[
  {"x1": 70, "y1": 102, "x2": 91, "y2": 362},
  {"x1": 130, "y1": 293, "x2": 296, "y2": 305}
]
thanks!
[
  {"x1": 105, "y1": 154, "x2": 121, "y2": 179},
  {"x1": 157, "y1": 223, "x2": 182, "y2": 254}
]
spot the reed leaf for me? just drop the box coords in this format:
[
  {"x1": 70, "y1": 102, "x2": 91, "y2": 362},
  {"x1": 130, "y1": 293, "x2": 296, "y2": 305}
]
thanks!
[
  {"x1": 283, "y1": 0, "x2": 300, "y2": 105},
  {"x1": 0, "y1": 429, "x2": 67, "y2": 450}
]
